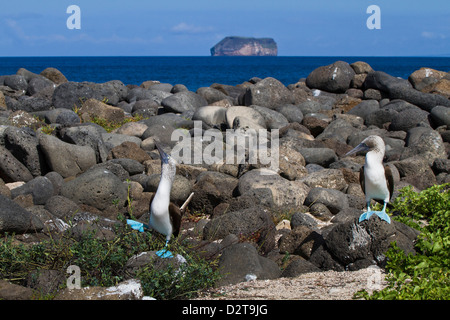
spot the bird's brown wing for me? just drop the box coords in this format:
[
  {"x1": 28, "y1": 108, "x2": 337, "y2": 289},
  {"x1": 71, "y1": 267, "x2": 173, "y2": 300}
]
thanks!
[
  {"x1": 359, "y1": 166, "x2": 365, "y2": 195},
  {"x1": 169, "y1": 203, "x2": 182, "y2": 238},
  {"x1": 384, "y1": 165, "x2": 394, "y2": 201}
]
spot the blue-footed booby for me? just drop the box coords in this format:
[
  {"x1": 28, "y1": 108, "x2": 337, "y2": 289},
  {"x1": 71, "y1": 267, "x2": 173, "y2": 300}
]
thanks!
[
  {"x1": 345, "y1": 135, "x2": 393, "y2": 224},
  {"x1": 127, "y1": 143, "x2": 182, "y2": 258}
]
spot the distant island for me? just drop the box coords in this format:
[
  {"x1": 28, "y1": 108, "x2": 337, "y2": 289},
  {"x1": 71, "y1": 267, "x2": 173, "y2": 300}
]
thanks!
[{"x1": 211, "y1": 36, "x2": 277, "y2": 56}]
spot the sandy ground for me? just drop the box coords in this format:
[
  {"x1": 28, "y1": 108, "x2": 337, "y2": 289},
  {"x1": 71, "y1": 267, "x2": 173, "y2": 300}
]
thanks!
[{"x1": 196, "y1": 267, "x2": 388, "y2": 300}]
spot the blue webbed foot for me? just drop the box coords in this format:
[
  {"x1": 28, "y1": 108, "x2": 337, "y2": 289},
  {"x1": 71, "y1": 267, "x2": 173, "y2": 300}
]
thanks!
[
  {"x1": 359, "y1": 211, "x2": 391, "y2": 224},
  {"x1": 126, "y1": 219, "x2": 145, "y2": 232},
  {"x1": 359, "y1": 210, "x2": 375, "y2": 222},
  {"x1": 155, "y1": 249, "x2": 174, "y2": 258},
  {"x1": 155, "y1": 240, "x2": 173, "y2": 258},
  {"x1": 375, "y1": 210, "x2": 391, "y2": 224}
]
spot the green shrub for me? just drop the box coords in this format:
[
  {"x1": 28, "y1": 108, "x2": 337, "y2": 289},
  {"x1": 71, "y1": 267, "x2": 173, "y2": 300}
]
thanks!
[
  {"x1": 137, "y1": 249, "x2": 221, "y2": 300},
  {"x1": 355, "y1": 183, "x2": 450, "y2": 300},
  {"x1": 0, "y1": 220, "x2": 221, "y2": 299}
]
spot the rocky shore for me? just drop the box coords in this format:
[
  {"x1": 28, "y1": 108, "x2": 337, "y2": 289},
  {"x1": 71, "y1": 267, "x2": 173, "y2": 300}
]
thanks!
[{"x1": 0, "y1": 60, "x2": 449, "y2": 300}]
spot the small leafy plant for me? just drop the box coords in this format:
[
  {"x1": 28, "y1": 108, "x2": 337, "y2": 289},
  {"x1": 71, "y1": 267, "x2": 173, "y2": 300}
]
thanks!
[
  {"x1": 355, "y1": 183, "x2": 450, "y2": 300},
  {"x1": 0, "y1": 217, "x2": 221, "y2": 299}
]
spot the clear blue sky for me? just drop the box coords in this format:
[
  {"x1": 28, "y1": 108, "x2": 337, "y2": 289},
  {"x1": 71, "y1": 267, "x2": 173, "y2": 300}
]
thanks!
[{"x1": 1, "y1": 0, "x2": 449, "y2": 56}]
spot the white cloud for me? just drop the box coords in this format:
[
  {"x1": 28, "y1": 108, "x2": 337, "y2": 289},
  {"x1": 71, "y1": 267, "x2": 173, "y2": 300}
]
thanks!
[
  {"x1": 170, "y1": 22, "x2": 214, "y2": 34},
  {"x1": 421, "y1": 31, "x2": 446, "y2": 39},
  {"x1": 5, "y1": 18, "x2": 68, "y2": 42}
]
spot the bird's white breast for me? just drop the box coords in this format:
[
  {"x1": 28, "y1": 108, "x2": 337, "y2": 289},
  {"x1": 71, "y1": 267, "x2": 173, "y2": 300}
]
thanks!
[
  {"x1": 149, "y1": 177, "x2": 173, "y2": 238},
  {"x1": 364, "y1": 152, "x2": 390, "y2": 202}
]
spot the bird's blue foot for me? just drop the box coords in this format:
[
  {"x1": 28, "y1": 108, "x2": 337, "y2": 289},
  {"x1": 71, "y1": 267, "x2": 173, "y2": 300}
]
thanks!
[
  {"x1": 155, "y1": 248, "x2": 174, "y2": 258},
  {"x1": 155, "y1": 240, "x2": 173, "y2": 259},
  {"x1": 359, "y1": 211, "x2": 391, "y2": 224},
  {"x1": 155, "y1": 240, "x2": 173, "y2": 258},
  {"x1": 126, "y1": 219, "x2": 145, "y2": 233}
]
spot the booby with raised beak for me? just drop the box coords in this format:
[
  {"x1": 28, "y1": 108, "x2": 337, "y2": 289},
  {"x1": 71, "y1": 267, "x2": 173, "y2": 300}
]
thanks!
[
  {"x1": 345, "y1": 135, "x2": 393, "y2": 224},
  {"x1": 127, "y1": 143, "x2": 181, "y2": 258}
]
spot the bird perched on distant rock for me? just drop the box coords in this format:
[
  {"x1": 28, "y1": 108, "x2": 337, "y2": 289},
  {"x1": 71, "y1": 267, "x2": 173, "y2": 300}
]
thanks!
[
  {"x1": 127, "y1": 143, "x2": 182, "y2": 258},
  {"x1": 345, "y1": 135, "x2": 393, "y2": 223}
]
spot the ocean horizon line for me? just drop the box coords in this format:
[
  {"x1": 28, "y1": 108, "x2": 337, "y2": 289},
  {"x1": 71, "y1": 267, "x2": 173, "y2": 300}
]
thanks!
[
  {"x1": 1, "y1": 55, "x2": 450, "y2": 59},
  {"x1": 1, "y1": 56, "x2": 449, "y2": 91}
]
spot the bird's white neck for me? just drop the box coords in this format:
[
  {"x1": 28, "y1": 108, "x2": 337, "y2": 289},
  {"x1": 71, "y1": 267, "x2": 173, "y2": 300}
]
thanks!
[
  {"x1": 365, "y1": 149, "x2": 384, "y2": 169},
  {"x1": 154, "y1": 175, "x2": 172, "y2": 204},
  {"x1": 151, "y1": 163, "x2": 175, "y2": 216}
]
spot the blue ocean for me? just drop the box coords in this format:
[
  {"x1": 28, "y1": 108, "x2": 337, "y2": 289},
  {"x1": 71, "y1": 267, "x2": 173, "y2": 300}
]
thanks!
[{"x1": 0, "y1": 56, "x2": 449, "y2": 92}]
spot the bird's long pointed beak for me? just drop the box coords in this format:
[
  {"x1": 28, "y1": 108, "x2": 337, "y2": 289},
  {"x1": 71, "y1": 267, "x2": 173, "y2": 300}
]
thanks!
[
  {"x1": 155, "y1": 142, "x2": 169, "y2": 164},
  {"x1": 345, "y1": 143, "x2": 369, "y2": 157}
]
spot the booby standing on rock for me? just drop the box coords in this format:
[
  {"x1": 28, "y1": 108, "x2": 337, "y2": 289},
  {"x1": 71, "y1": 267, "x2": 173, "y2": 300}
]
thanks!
[
  {"x1": 345, "y1": 135, "x2": 393, "y2": 224},
  {"x1": 127, "y1": 143, "x2": 181, "y2": 258}
]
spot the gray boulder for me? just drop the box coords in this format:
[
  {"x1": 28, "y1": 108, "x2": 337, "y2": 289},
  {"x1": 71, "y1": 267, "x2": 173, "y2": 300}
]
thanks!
[
  {"x1": 298, "y1": 148, "x2": 338, "y2": 167},
  {"x1": 281, "y1": 259, "x2": 321, "y2": 277},
  {"x1": 52, "y1": 82, "x2": 97, "y2": 109},
  {"x1": 300, "y1": 168, "x2": 347, "y2": 191},
  {"x1": 14, "y1": 97, "x2": 52, "y2": 113},
  {"x1": 59, "y1": 125, "x2": 109, "y2": 163},
  {"x1": 238, "y1": 169, "x2": 310, "y2": 209},
  {"x1": 306, "y1": 61, "x2": 356, "y2": 93},
  {"x1": 393, "y1": 155, "x2": 437, "y2": 190},
  {"x1": 316, "y1": 118, "x2": 359, "y2": 143},
  {"x1": 3, "y1": 126, "x2": 45, "y2": 177},
  {"x1": 278, "y1": 225, "x2": 324, "y2": 259},
  {"x1": 0, "y1": 145, "x2": 33, "y2": 183},
  {"x1": 324, "y1": 217, "x2": 419, "y2": 269},
  {"x1": 244, "y1": 77, "x2": 294, "y2": 109},
  {"x1": 347, "y1": 100, "x2": 380, "y2": 120},
  {"x1": 196, "y1": 87, "x2": 232, "y2": 105},
  {"x1": 52, "y1": 81, "x2": 124, "y2": 110},
  {"x1": 192, "y1": 106, "x2": 227, "y2": 127},
  {"x1": 364, "y1": 71, "x2": 450, "y2": 111},
  {"x1": 190, "y1": 171, "x2": 239, "y2": 214},
  {"x1": 44, "y1": 171, "x2": 64, "y2": 196},
  {"x1": 276, "y1": 104, "x2": 304, "y2": 123},
  {"x1": 0, "y1": 194, "x2": 44, "y2": 233},
  {"x1": 10, "y1": 176, "x2": 54, "y2": 205},
  {"x1": 141, "y1": 124, "x2": 181, "y2": 148},
  {"x1": 226, "y1": 106, "x2": 266, "y2": 129},
  {"x1": 109, "y1": 158, "x2": 145, "y2": 175},
  {"x1": 101, "y1": 133, "x2": 142, "y2": 151},
  {"x1": 250, "y1": 105, "x2": 289, "y2": 129},
  {"x1": 290, "y1": 212, "x2": 319, "y2": 229},
  {"x1": 365, "y1": 108, "x2": 398, "y2": 128},
  {"x1": 128, "y1": 87, "x2": 171, "y2": 104},
  {"x1": 44, "y1": 195, "x2": 80, "y2": 219},
  {"x1": 161, "y1": 91, "x2": 207, "y2": 113},
  {"x1": 40, "y1": 109, "x2": 81, "y2": 125},
  {"x1": 4, "y1": 75, "x2": 28, "y2": 91},
  {"x1": 203, "y1": 205, "x2": 276, "y2": 253},
  {"x1": 216, "y1": 242, "x2": 281, "y2": 286},
  {"x1": 297, "y1": 100, "x2": 323, "y2": 114},
  {"x1": 364, "y1": 71, "x2": 412, "y2": 93},
  {"x1": 61, "y1": 168, "x2": 128, "y2": 211},
  {"x1": 26, "y1": 76, "x2": 54, "y2": 96},
  {"x1": 171, "y1": 84, "x2": 189, "y2": 93},
  {"x1": 304, "y1": 187, "x2": 349, "y2": 214},
  {"x1": 430, "y1": 105, "x2": 450, "y2": 127},
  {"x1": 389, "y1": 108, "x2": 430, "y2": 132},
  {"x1": 402, "y1": 126, "x2": 446, "y2": 164},
  {"x1": 86, "y1": 162, "x2": 130, "y2": 181},
  {"x1": 39, "y1": 133, "x2": 97, "y2": 178}
]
